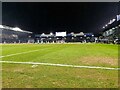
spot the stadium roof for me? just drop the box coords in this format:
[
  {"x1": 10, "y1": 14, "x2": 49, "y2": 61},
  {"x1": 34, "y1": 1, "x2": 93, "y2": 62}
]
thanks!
[
  {"x1": 0, "y1": 25, "x2": 32, "y2": 34},
  {"x1": 102, "y1": 14, "x2": 120, "y2": 32},
  {"x1": 35, "y1": 32, "x2": 94, "y2": 37}
]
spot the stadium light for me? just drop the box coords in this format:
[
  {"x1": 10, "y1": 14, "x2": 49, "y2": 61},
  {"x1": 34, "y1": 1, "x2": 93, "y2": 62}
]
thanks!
[
  {"x1": 92, "y1": 35, "x2": 94, "y2": 37},
  {"x1": 112, "y1": 19, "x2": 116, "y2": 22},
  {"x1": 0, "y1": 25, "x2": 4, "y2": 28},
  {"x1": 42, "y1": 33, "x2": 45, "y2": 35},
  {"x1": 84, "y1": 35, "x2": 86, "y2": 37},
  {"x1": 50, "y1": 32, "x2": 53, "y2": 35},
  {"x1": 12, "y1": 27, "x2": 23, "y2": 31},
  {"x1": 112, "y1": 27, "x2": 115, "y2": 30},
  {"x1": 103, "y1": 26, "x2": 105, "y2": 29},
  {"x1": 117, "y1": 15, "x2": 120, "y2": 21},
  {"x1": 105, "y1": 24, "x2": 108, "y2": 27}
]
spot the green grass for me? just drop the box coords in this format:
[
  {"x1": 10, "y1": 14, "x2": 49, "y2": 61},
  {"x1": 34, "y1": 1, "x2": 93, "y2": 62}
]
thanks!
[{"x1": 1, "y1": 43, "x2": 119, "y2": 88}]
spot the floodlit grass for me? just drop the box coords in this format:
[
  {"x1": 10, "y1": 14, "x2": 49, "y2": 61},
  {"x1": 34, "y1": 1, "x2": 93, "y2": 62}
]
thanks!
[{"x1": 1, "y1": 43, "x2": 119, "y2": 88}]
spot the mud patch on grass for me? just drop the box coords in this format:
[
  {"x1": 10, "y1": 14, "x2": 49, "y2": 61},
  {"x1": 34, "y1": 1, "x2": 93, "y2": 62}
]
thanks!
[{"x1": 79, "y1": 56, "x2": 118, "y2": 66}]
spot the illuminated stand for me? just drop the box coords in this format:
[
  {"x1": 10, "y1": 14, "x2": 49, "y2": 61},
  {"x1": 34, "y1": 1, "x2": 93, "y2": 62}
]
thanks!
[
  {"x1": 35, "y1": 32, "x2": 95, "y2": 43},
  {"x1": 66, "y1": 32, "x2": 95, "y2": 43},
  {"x1": 0, "y1": 25, "x2": 33, "y2": 43},
  {"x1": 66, "y1": 32, "x2": 85, "y2": 43},
  {"x1": 102, "y1": 14, "x2": 120, "y2": 44}
]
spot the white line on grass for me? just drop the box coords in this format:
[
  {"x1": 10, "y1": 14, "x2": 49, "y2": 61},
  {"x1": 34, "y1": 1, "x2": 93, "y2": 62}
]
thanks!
[
  {"x1": 0, "y1": 61, "x2": 119, "y2": 70},
  {"x1": 0, "y1": 47, "x2": 52, "y2": 58},
  {"x1": 0, "y1": 49, "x2": 40, "y2": 58}
]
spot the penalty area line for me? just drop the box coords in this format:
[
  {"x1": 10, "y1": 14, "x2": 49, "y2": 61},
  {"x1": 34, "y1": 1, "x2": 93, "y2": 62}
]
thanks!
[{"x1": 0, "y1": 61, "x2": 119, "y2": 70}]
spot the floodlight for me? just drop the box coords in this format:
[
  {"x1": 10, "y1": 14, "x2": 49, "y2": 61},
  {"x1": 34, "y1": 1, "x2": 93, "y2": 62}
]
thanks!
[
  {"x1": 0, "y1": 25, "x2": 4, "y2": 28},
  {"x1": 112, "y1": 27, "x2": 115, "y2": 30},
  {"x1": 117, "y1": 15, "x2": 120, "y2": 21},
  {"x1": 12, "y1": 27, "x2": 23, "y2": 31},
  {"x1": 42, "y1": 33, "x2": 45, "y2": 35},
  {"x1": 112, "y1": 19, "x2": 116, "y2": 21},
  {"x1": 105, "y1": 24, "x2": 108, "y2": 27},
  {"x1": 50, "y1": 32, "x2": 53, "y2": 35}
]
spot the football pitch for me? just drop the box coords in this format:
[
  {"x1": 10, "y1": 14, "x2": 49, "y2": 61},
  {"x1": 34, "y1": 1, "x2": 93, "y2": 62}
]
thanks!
[{"x1": 0, "y1": 43, "x2": 119, "y2": 88}]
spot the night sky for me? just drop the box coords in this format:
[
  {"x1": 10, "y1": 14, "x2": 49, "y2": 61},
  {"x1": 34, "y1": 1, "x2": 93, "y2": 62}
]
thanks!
[{"x1": 2, "y1": 2, "x2": 119, "y2": 35}]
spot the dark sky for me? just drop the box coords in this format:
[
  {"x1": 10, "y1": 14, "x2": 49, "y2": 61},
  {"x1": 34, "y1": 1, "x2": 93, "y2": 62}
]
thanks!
[{"x1": 2, "y1": 2, "x2": 119, "y2": 34}]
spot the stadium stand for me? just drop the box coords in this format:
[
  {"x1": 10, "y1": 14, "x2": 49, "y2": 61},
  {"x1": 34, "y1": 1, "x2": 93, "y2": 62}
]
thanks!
[
  {"x1": 0, "y1": 25, "x2": 34, "y2": 43},
  {"x1": 35, "y1": 32, "x2": 95, "y2": 43},
  {"x1": 101, "y1": 14, "x2": 120, "y2": 44}
]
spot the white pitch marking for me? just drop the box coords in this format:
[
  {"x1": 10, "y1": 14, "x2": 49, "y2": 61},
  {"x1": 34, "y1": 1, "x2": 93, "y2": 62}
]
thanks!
[
  {"x1": 0, "y1": 49, "x2": 40, "y2": 58},
  {"x1": 0, "y1": 47, "x2": 52, "y2": 58},
  {"x1": 0, "y1": 61, "x2": 119, "y2": 70}
]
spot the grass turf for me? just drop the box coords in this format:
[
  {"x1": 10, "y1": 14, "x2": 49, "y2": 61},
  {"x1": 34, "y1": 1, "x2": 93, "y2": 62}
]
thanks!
[{"x1": 0, "y1": 43, "x2": 119, "y2": 88}]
